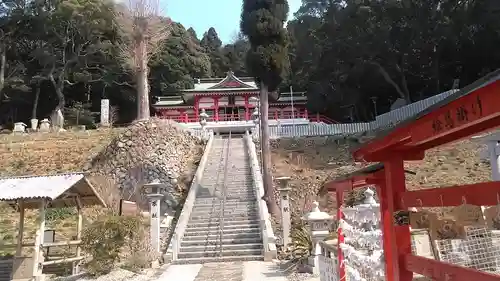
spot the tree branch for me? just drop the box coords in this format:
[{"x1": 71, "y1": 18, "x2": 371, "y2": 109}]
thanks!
[{"x1": 368, "y1": 61, "x2": 409, "y2": 102}]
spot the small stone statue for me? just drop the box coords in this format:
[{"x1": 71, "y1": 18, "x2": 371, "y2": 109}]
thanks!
[{"x1": 13, "y1": 122, "x2": 27, "y2": 134}]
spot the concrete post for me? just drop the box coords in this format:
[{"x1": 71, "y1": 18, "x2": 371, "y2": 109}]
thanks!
[
  {"x1": 487, "y1": 140, "x2": 500, "y2": 181},
  {"x1": 143, "y1": 180, "x2": 164, "y2": 254},
  {"x1": 100, "y1": 99, "x2": 110, "y2": 127},
  {"x1": 276, "y1": 176, "x2": 292, "y2": 248},
  {"x1": 303, "y1": 201, "x2": 333, "y2": 275}
]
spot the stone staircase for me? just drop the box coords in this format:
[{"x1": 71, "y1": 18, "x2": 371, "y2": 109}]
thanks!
[
  {"x1": 0, "y1": 258, "x2": 13, "y2": 281},
  {"x1": 175, "y1": 136, "x2": 264, "y2": 264}
]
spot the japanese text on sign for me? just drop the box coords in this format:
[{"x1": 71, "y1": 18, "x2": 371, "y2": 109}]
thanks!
[{"x1": 431, "y1": 95, "x2": 483, "y2": 134}]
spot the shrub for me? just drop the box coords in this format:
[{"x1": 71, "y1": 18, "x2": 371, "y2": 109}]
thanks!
[
  {"x1": 287, "y1": 223, "x2": 312, "y2": 263},
  {"x1": 45, "y1": 207, "x2": 75, "y2": 222},
  {"x1": 80, "y1": 215, "x2": 147, "y2": 276}
]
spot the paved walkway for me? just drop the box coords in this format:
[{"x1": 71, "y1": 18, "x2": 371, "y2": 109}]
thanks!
[{"x1": 155, "y1": 261, "x2": 289, "y2": 281}]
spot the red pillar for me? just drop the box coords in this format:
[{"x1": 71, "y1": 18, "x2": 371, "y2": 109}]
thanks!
[
  {"x1": 304, "y1": 108, "x2": 308, "y2": 119},
  {"x1": 194, "y1": 96, "x2": 199, "y2": 120},
  {"x1": 336, "y1": 190, "x2": 345, "y2": 281},
  {"x1": 244, "y1": 95, "x2": 250, "y2": 121},
  {"x1": 214, "y1": 96, "x2": 219, "y2": 122},
  {"x1": 382, "y1": 158, "x2": 412, "y2": 281}
]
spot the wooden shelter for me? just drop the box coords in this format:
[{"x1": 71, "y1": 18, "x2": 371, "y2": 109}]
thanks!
[{"x1": 0, "y1": 173, "x2": 106, "y2": 281}]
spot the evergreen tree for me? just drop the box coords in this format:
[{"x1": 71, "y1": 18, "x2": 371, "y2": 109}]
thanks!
[
  {"x1": 240, "y1": 0, "x2": 289, "y2": 216},
  {"x1": 201, "y1": 27, "x2": 226, "y2": 77}
]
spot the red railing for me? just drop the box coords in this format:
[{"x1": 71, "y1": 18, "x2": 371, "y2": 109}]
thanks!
[{"x1": 157, "y1": 109, "x2": 338, "y2": 124}]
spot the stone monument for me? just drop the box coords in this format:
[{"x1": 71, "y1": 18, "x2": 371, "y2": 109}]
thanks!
[
  {"x1": 100, "y1": 99, "x2": 110, "y2": 127},
  {"x1": 50, "y1": 109, "x2": 64, "y2": 131}
]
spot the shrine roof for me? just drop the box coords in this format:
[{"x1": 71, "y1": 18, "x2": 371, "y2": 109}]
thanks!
[
  {"x1": 185, "y1": 71, "x2": 258, "y2": 92},
  {"x1": 353, "y1": 68, "x2": 500, "y2": 157},
  {"x1": 0, "y1": 173, "x2": 106, "y2": 209},
  {"x1": 155, "y1": 96, "x2": 185, "y2": 106}
]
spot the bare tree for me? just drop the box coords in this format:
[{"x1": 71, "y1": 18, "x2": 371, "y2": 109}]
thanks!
[{"x1": 115, "y1": 0, "x2": 171, "y2": 120}]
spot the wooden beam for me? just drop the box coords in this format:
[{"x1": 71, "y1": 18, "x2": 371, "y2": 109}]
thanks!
[
  {"x1": 404, "y1": 254, "x2": 500, "y2": 281},
  {"x1": 32, "y1": 199, "x2": 46, "y2": 279},
  {"x1": 399, "y1": 181, "x2": 500, "y2": 208},
  {"x1": 15, "y1": 199, "x2": 25, "y2": 257},
  {"x1": 74, "y1": 196, "x2": 83, "y2": 274}
]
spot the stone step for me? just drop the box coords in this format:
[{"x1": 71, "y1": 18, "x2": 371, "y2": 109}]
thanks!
[
  {"x1": 191, "y1": 209, "x2": 258, "y2": 215},
  {"x1": 195, "y1": 192, "x2": 255, "y2": 197},
  {"x1": 188, "y1": 214, "x2": 259, "y2": 220},
  {"x1": 194, "y1": 197, "x2": 256, "y2": 203},
  {"x1": 177, "y1": 248, "x2": 262, "y2": 259},
  {"x1": 193, "y1": 203, "x2": 257, "y2": 209},
  {"x1": 182, "y1": 232, "x2": 260, "y2": 242},
  {"x1": 183, "y1": 227, "x2": 260, "y2": 237},
  {"x1": 181, "y1": 236, "x2": 262, "y2": 248},
  {"x1": 179, "y1": 243, "x2": 263, "y2": 253},
  {"x1": 187, "y1": 220, "x2": 259, "y2": 228},
  {"x1": 194, "y1": 201, "x2": 256, "y2": 206},
  {"x1": 172, "y1": 255, "x2": 263, "y2": 265},
  {"x1": 191, "y1": 209, "x2": 258, "y2": 216},
  {"x1": 185, "y1": 223, "x2": 260, "y2": 232},
  {"x1": 189, "y1": 212, "x2": 258, "y2": 220}
]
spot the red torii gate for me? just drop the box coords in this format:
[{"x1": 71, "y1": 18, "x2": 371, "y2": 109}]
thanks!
[{"x1": 333, "y1": 69, "x2": 500, "y2": 281}]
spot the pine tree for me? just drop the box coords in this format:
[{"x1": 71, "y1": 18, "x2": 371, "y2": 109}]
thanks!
[{"x1": 240, "y1": 0, "x2": 289, "y2": 216}]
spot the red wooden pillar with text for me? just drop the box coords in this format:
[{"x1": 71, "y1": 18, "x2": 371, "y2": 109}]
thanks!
[{"x1": 353, "y1": 70, "x2": 500, "y2": 281}]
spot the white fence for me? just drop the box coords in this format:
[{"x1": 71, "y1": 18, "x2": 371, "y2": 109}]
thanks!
[
  {"x1": 371, "y1": 90, "x2": 457, "y2": 129},
  {"x1": 189, "y1": 89, "x2": 458, "y2": 139},
  {"x1": 319, "y1": 242, "x2": 339, "y2": 281}
]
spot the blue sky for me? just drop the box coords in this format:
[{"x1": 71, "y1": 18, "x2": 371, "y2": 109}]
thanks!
[{"x1": 163, "y1": 0, "x2": 302, "y2": 44}]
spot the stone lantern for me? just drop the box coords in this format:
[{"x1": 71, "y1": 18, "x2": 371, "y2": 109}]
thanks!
[
  {"x1": 252, "y1": 108, "x2": 259, "y2": 141},
  {"x1": 143, "y1": 180, "x2": 164, "y2": 254},
  {"x1": 199, "y1": 109, "x2": 209, "y2": 129},
  {"x1": 302, "y1": 201, "x2": 334, "y2": 274}
]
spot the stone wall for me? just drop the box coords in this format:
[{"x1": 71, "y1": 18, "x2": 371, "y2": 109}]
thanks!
[{"x1": 86, "y1": 119, "x2": 204, "y2": 210}]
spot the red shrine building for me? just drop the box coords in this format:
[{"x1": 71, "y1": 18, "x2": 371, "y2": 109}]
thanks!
[{"x1": 153, "y1": 71, "x2": 336, "y2": 123}]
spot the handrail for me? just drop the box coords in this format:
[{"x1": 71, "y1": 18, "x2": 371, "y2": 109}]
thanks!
[
  {"x1": 1, "y1": 240, "x2": 82, "y2": 248},
  {"x1": 219, "y1": 131, "x2": 231, "y2": 257},
  {"x1": 170, "y1": 131, "x2": 215, "y2": 260},
  {"x1": 244, "y1": 131, "x2": 277, "y2": 261}
]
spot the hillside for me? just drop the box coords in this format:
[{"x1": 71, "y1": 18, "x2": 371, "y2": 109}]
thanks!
[
  {"x1": 0, "y1": 121, "x2": 203, "y2": 257},
  {"x1": 0, "y1": 129, "x2": 124, "y2": 176},
  {"x1": 270, "y1": 137, "x2": 491, "y2": 219}
]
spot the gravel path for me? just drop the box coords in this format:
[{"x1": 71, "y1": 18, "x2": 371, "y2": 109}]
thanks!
[{"x1": 49, "y1": 261, "x2": 319, "y2": 281}]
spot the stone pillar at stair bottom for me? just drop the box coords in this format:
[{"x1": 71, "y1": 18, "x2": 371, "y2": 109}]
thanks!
[
  {"x1": 143, "y1": 181, "x2": 165, "y2": 254},
  {"x1": 276, "y1": 176, "x2": 292, "y2": 249},
  {"x1": 302, "y1": 201, "x2": 333, "y2": 275}
]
